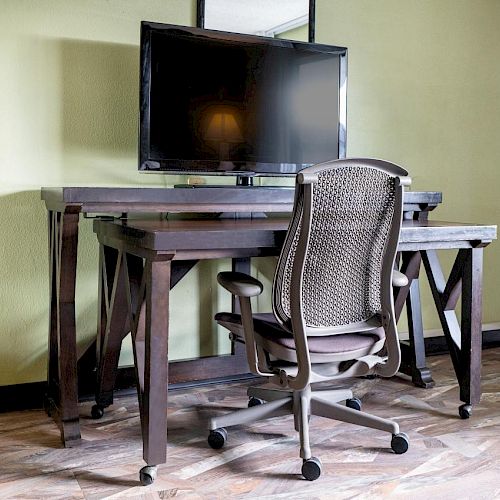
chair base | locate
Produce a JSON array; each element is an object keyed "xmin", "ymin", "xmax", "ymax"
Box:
[{"xmin": 207, "ymin": 382, "xmax": 401, "ymax": 466}]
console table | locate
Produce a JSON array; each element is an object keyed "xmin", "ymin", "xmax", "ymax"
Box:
[
  {"xmin": 93, "ymin": 216, "xmax": 496, "ymax": 481},
  {"xmin": 41, "ymin": 187, "xmax": 442, "ymax": 446}
]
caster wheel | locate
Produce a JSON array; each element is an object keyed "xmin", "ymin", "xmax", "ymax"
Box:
[
  {"xmin": 302, "ymin": 456, "xmax": 322, "ymax": 481},
  {"xmin": 346, "ymin": 397, "xmax": 362, "ymax": 411},
  {"xmin": 139, "ymin": 465, "xmax": 157, "ymax": 486},
  {"xmin": 459, "ymin": 404, "xmax": 472, "ymax": 419},
  {"xmin": 248, "ymin": 397, "xmax": 265, "ymax": 407},
  {"xmin": 391, "ymin": 432, "xmax": 409, "ymax": 454},
  {"xmin": 91, "ymin": 404, "xmax": 104, "ymax": 419},
  {"xmin": 208, "ymin": 428, "xmax": 227, "ymax": 449}
]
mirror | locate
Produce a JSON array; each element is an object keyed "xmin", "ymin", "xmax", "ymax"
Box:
[{"xmin": 197, "ymin": 0, "xmax": 315, "ymax": 42}]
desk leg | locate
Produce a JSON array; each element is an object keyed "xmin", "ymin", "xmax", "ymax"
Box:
[
  {"xmin": 231, "ymin": 258, "xmax": 250, "ymax": 314},
  {"xmin": 131, "ymin": 256, "xmax": 172, "ymax": 484},
  {"xmin": 46, "ymin": 209, "xmax": 81, "ymax": 446},
  {"xmin": 395, "ymin": 251, "xmax": 435, "ymax": 388},
  {"xmin": 460, "ymin": 248, "xmax": 483, "ymax": 412},
  {"xmin": 93, "ymin": 246, "xmax": 131, "ymax": 418},
  {"xmin": 422, "ymin": 248, "xmax": 484, "ymax": 418},
  {"xmin": 407, "ymin": 276, "xmax": 435, "ymax": 388},
  {"xmin": 93, "ymin": 257, "xmax": 196, "ymax": 416},
  {"xmin": 231, "ymin": 258, "xmax": 251, "ymax": 362},
  {"xmin": 47, "ymin": 211, "xmax": 59, "ymax": 415}
]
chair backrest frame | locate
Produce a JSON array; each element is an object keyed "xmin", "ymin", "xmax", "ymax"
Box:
[{"xmin": 272, "ymin": 158, "xmax": 408, "ymax": 389}]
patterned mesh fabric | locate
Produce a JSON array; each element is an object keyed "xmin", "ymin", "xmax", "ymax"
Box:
[{"xmin": 273, "ymin": 164, "xmax": 397, "ymax": 328}]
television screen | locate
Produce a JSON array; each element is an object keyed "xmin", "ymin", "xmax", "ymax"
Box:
[{"xmin": 139, "ymin": 22, "xmax": 347, "ymax": 176}]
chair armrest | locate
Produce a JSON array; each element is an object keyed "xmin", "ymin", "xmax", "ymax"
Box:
[
  {"xmin": 217, "ymin": 271, "xmax": 273, "ymax": 378},
  {"xmin": 217, "ymin": 272, "xmax": 264, "ymax": 297},
  {"xmin": 392, "ymin": 270, "xmax": 409, "ymax": 287}
]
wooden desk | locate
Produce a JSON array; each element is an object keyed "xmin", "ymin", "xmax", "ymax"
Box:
[
  {"xmin": 93, "ymin": 217, "xmax": 495, "ymax": 477},
  {"xmin": 41, "ymin": 187, "xmax": 441, "ymax": 446}
]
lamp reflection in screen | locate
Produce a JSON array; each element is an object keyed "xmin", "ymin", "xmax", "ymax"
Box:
[{"xmin": 204, "ymin": 105, "xmax": 243, "ymax": 163}]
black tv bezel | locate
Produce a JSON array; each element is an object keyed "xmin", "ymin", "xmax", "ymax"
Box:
[{"xmin": 139, "ymin": 22, "xmax": 347, "ymax": 177}]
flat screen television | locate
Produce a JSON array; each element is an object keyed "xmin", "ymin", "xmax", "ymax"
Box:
[{"xmin": 139, "ymin": 22, "xmax": 347, "ymax": 177}]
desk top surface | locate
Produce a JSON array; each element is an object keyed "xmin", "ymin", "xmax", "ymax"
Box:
[
  {"xmin": 42, "ymin": 186, "xmax": 442, "ymax": 214},
  {"xmin": 94, "ymin": 217, "xmax": 497, "ymax": 254}
]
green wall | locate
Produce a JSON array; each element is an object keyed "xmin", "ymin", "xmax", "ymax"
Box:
[
  {"xmin": 276, "ymin": 23, "xmax": 308, "ymax": 42},
  {"xmin": 0, "ymin": 0, "xmax": 229, "ymax": 386},
  {"xmin": 1, "ymin": 0, "xmax": 499, "ymax": 386},
  {"xmin": 317, "ymin": 0, "xmax": 500, "ymax": 336}
]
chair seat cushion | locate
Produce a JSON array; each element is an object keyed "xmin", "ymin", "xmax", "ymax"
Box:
[{"xmin": 215, "ymin": 312, "xmax": 383, "ymax": 355}]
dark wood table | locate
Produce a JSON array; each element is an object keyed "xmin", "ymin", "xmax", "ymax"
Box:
[
  {"xmin": 42, "ymin": 186, "xmax": 298, "ymax": 446},
  {"xmin": 92, "ymin": 216, "xmax": 495, "ymax": 477},
  {"xmin": 395, "ymin": 220, "xmax": 497, "ymax": 407},
  {"xmin": 41, "ymin": 187, "xmax": 442, "ymax": 447}
]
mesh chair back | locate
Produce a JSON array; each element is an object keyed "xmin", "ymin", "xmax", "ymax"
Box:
[{"xmin": 273, "ymin": 159, "xmax": 404, "ymax": 330}]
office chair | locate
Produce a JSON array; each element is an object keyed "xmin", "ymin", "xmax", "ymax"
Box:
[{"xmin": 207, "ymin": 158, "xmax": 411, "ymax": 480}]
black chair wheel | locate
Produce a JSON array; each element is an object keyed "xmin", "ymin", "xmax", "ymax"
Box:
[
  {"xmin": 302, "ymin": 456, "xmax": 322, "ymax": 481},
  {"xmin": 208, "ymin": 428, "xmax": 228, "ymax": 449},
  {"xmin": 248, "ymin": 397, "xmax": 265, "ymax": 407},
  {"xmin": 91, "ymin": 404, "xmax": 104, "ymax": 419},
  {"xmin": 139, "ymin": 465, "xmax": 157, "ymax": 486},
  {"xmin": 391, "ymin": 432, "xmax": 409, "ymax": 454},
  {"xmin": 459, "ymin": 404, "xmax": 472, "ymax": 419},
  {"xmin": 346, "ymin": 397, "xmax": 362, "ymax": 411}
]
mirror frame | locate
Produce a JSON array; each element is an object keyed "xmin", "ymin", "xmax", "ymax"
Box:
[{"xmin": 197, "ymin": 0, "xmax": 316, "ymax": 42}]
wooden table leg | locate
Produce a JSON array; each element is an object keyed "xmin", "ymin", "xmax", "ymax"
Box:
[
  {"xmin": 421, "ymin": 248, "xmax": 485, "ymax": 418},
  {"xmin": 395, "ymin": 251, "xmax": 435, "ymax": 388},
  {"xmin": 460, "ymin": 247, "xmax": 484, "ymax": 414},
  {"xmin": 93, "ymin": 257, "xmax": 197, "ymax": 417},
  {"xmin": 46, "ymin": 208, "xmax": 82, "ymax": 446},
  {"xmin": 230, "ymin": 257, "xmax": 251, "ymax": 363},
  {"xmin": 93, "ymin": 247, "xmax": 131, "ymax": 418},
  {"xmin": 133, "ymin": 256, "xmax": 172, "ymax": 484},
  {"xmin": 406, "ymin": 276, "xmax": 435, "ymax": 388},
  {"xmin": 46, "ymin": 211, "xmax": 59, "ymax": 415}
]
